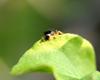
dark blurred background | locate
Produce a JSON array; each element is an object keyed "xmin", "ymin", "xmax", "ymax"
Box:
[{"xmin": 0, "ymin": 0, "xmax": 100, "ymax": 80}]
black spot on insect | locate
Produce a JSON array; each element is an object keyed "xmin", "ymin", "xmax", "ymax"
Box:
[
  {"xmin": 44, "ymin": 30, "xmax": 54, "ymax": 40},
  {"xmin": 41, "ymin": 30, "xmax": 63, "ymax": 41}
]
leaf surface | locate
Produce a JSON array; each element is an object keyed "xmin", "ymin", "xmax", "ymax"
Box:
[{"xmin": 11, "ymin": 33, "xmax": 97, "ymax": 80}]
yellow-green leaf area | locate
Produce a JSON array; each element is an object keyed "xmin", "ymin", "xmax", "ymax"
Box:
[{"xmin": 11, "ymin": 33, "xmax": 97, "ymax": 80}]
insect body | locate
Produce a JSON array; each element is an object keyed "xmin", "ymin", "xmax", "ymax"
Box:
[
  {"xmin": 43, "ymin": 30, "xmax": 63, "ymax": 40},
  {"xmin": 44, "ymin": 30, "xmax": 55, "ymax": 40}
]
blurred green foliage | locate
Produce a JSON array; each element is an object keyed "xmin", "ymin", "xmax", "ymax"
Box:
[{"xmin": 0, "ymin": 0, "xmax": 54, "ymax": 67}]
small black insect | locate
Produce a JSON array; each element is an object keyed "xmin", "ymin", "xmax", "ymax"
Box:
[
  {"xmin": 44, "ymin": 30, "xmax": 54, "ymax": 40},
  {"xmin": 43, "ymin": 30, "xmax": 63, "ymax": 40}
]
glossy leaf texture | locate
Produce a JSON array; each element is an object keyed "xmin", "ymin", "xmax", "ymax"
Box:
[{"xmin": 11, "ymin": 33, "xmax": 100, "ymax": 80}]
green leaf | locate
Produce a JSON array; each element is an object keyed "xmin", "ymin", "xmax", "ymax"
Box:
[
  {"xmin": 11, "ymin": 33, "xmax": 96, "ymax": 80},
  {"xmin": 92, "ymin": 71, "xmax": 100, "ymax": 80},
  {"xmin": 80, "ymin": 71, "xmax": 100, "ymax": 80}
]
